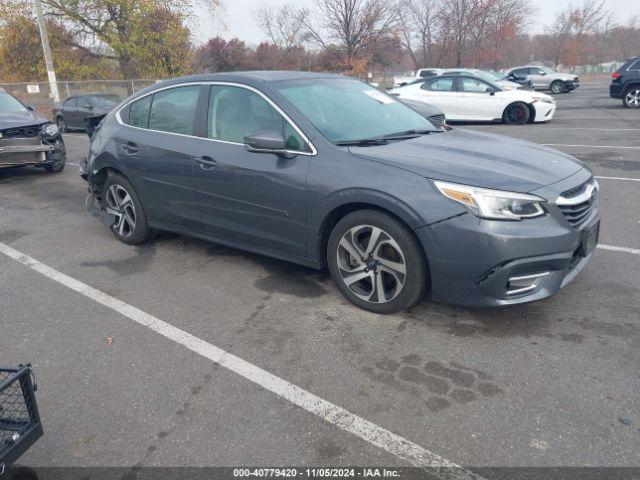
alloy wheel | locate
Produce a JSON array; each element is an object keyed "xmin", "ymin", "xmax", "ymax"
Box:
[
  {"xmin": 56, "ymin": 117, "xmax": 66, "ymax": 132},
  {"xmin": 105, "ymin": 184, "xmax": 137, "ymax": 238},
  {"xmin": 550, "ymin": 81, "xmax": 563, "ymax": 94},
  {"xmin": 625, "ymin": 89, "xmax": 640, "ymax": 108},
  {"xmin": 505, "ymin": 103, "xmax": 528, "ymax": 124},
  {"xmin": 336, "ymin": 225, "xmax": 406, "ymax": 304}
]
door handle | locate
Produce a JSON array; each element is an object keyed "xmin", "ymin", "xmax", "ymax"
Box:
[
  {"xmin": 121, "ymin": 142, "xmax": 138, "ymax": 155},
  {"xmin": 194, "ymin": 156, "xmax": 217, "ymax": 170}
]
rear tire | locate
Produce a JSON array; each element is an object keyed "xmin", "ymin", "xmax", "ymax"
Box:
[
  {"xmin": 101, "ymin": 173, "xmax": 154, "ymax": 245},
  {"xmin": 623, "ymin": 87, "xmax": 640, "ymax": 108},
  {"xmin": 43, "ymin": 159, "xmax": 65, "ymax": 173},
  {"xmin": 327, "ymin": 209, "xmax": 428, "ymax": 314},
  {"xmin": 56, "ymin": 116, "xmax": 67, "ymax": 133},
  {"xmin": 503, "ymin": 102, "xmax": 531, "ymax": 125},
  {"xmin": 550, "ymin": 81, "xmax": 564, "ymax": 94}
]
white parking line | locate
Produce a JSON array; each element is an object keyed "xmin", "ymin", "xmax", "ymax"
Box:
[
  {"xmin": 595, "ymin": 176, "xmax": 640, "ymax": 182},
  {"xmin": 543, "ymin": 144, "xmax": 640, "ymax": 150},
  {"xmin": 598, "ymin": 244, "xmax": 640, "ymax": 256},
  {"xmin": 0, "ymin": 241, "xmax": 483, "ymax": 480}
]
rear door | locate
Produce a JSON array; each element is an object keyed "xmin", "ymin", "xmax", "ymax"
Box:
[
  {"xmin": 417, "ymin": 76, "xmax": 458, "ymax": 118},
  {"xmin": 117, "ymin": 84, "xmax": 205, "ymax": 229},
  {"xmin": 61, "ymin": 97, "xmax": 78, "ymax": 126},
  {"xmin": 190, "ymin": 84, "xmax": 313, "ymax": 256},
  {"xmin": 455, "ymin": 76, "xmax": 500, "ymax": 120}
]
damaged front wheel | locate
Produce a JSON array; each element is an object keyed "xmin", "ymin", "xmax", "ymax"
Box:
[{"xmin": 102, "ymin": 174, "xmax": 154, "ymax": 245}]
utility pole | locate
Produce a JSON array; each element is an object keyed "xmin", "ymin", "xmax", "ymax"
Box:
[{"xmin": 33, "ymin": 0, "xmax": 60, "ymax": 102}]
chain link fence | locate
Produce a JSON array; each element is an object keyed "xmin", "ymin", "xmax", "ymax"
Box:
[{"xmin": 0, "ymin": 80, "xmax": 158, "ymax": 116}]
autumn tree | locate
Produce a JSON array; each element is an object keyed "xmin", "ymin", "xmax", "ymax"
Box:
[
  {"xmin": 303, "ymin": 0, "xmax": 398, "ymax": 72},
  {"xmin": 42, "ymin": 0, "xmax": 218, "ymax": 80},
  {"xmin": 0, "ymin": 0, "xmax": 115, "ymax": 81},
  {"xmin": 193, "ymin": 37, "xmax": 251, "ymax": 73},
  {"xmin": 254, "ymin": 2, "xmax": 310, "ymax": 51}
]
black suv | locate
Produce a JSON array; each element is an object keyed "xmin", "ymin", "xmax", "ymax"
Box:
[{"xmin": 610, "ymin": 57, "xmax": 640, "ymax": 108}]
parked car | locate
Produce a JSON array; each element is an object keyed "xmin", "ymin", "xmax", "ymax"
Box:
[
  {"xmin": 393, "ymin": 68, "xmax": 441, "ymax": 87},
  {"xmin": 389, "ymin": 74, "xmax": 556, "ymax": 124},
  {"xmin": 81, "ymin": 72, "xmax": 598, "ymax": 313},
  {"xmin": 504, "ymin": 72, "xmax": 535, "ymax": 90},
  {"xmin": 0, "ymin": 88, "xmax": 66, "ymax": 172},
  {"xmin": 506, "ymin": 66, "xmax": 579, "ymax": 94},
  {"xmin": 610, "ymin": 57, "xmax": 640, "ymax": 108},
  {"xmin": 396, "ymin": 98, "xmax": 447, "ymax": 128},
  {"xmin": 439, "ymin": 69, "xmax": 524, "ymax": 90},
  {"xmin": 52, "ymin": 93, "xmax": 122, "ymax": 132}
]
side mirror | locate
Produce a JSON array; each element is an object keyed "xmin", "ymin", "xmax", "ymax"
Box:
[
  {"xmin": 27, "ymin": 105, "xmax": 35, "ymax": 111},
  {"xmin": 245, "ymin": 129, "xmax": 287, "ymax": 154},
  {"xmin": 486, "ymin": 87, "xmax": 496, "ymax": 96}
]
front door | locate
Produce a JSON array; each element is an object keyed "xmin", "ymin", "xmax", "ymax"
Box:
[
  {"xmin": 455, "ymin": 77, "xmax": 500, "ymax": 120},
  {"xmin": 418, "ymin": 76, "xmax": 458, "ymax": 119},
  {"xmin": 192, "ymin": 84, "xmax": 313, "ymax": 257}
]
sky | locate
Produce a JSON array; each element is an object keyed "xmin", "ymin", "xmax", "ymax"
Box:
[{"xmin": 194, "ymin": 0, "xmax": 640, "ymax": 46}]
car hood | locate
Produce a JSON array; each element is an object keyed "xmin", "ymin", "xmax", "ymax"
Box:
[
  {"xmin": 0, "ymin": 110, "xmax": 48, "ymax": 130},
  {"xmin": 555, "ymin": 73, "xmax": 578, "ymax": 81},
  {"xmin": 348, "ymin": 128, "xmax": 584, "ymax": 193}
]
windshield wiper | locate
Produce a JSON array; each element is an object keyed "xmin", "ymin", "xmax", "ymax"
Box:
[
  {"xmin": 335, "ymin": 138, "xmax": 390, "ymax": 146},
  {"xmin": 335, "ymin": 129, "xmax": 437, "ymax": 147}
]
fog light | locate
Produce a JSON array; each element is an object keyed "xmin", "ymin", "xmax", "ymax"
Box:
[{"xmin": 506, "ymin": 272, "xmax": 550, "ymax": 296}]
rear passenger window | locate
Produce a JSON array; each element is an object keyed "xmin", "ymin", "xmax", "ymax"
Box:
[
  {"xmin": 422, "ymin": 77, "xmax": 455, "ymax": 92},
  {"xmin": 128, "ymin": 95, "xmax": 152, "ymax": 129},
  {"xmin": 148, "ymin": 86, "xmax": 200, "ymax": 135},
  {"xmin": 629, "ymin": 60, "xmax": 640, "ymax": 71}
]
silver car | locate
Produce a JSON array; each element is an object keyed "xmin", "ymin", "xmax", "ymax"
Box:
[{"xmin": 507, "ymin": 66, "xmax": 579, "ymax": 94}]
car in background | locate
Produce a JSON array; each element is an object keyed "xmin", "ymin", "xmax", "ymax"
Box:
[
  {"xmin": 507, "ymin": 66, "xmax": 579, "ymax": 94},
  {"xmin": 610, "ymin": 57, "xmax": 640, "ymax": 108},
  {"xmin": 393, "ymin": 68, "xmax": 442, "ymax": 87},
  {"xmin": 396, "ymin": 98, "xmax": 447, "ymax": 128},
  {"xmin": 81, "ymin": 72, "xmax": 597, "ymax": 313},
  {"xmin": 390, "ymin": 74, "xmax": 556, "ymax": 124},
  {"xmin": 0, "ymin": 88, "xmax": 66, "ymax": 172},
  {"xmin": 439, "ymin": 69, "xmax": 523, "ymax": 90},
  {"xmin": 504, "ymin": 72, "xmax": 535, "ymax": 90},
  {"xmin": 52, "ymin": 93, "xmax": 122, "ymax": 132}
]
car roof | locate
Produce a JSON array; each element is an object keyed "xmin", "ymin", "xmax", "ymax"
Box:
[{"xmin": 159, "ymin": 71, "xmax": 345, "ymax": 85}]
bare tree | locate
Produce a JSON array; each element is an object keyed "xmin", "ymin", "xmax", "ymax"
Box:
[
  {"xmin": 254, "ymin": 1, "xmax": 311, "ymax": 51},
  {"xmin": 304, "ymin": 0, "xmax": 398, "ymax": 70},
  {"xmin": 396, "ymin": 0, "xmax": 449, "ymax": 68}
]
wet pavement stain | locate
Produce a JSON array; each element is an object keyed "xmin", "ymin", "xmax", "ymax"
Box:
[
  {"xmin": 362, "ymin": 355, "xmax": 503, "ymax": 412},
  {"xmin": 206, "ymin": 243, "xmax": 329, "ymax": 298},
  {"xmin": 0, "ymin": 229, "xmax": 27, "ymax": 243},
  {"xmin": 80, "ymin": 243, "xmax": 157, "ymax": 276}
]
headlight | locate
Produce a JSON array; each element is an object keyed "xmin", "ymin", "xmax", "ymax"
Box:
[
  {"xmin": 434, "ymin": 181, "xmax": 546, "ymax": 220},
  {"xmin": 41, "ymin": 123, "xmax": 59, "ymax": 138}
]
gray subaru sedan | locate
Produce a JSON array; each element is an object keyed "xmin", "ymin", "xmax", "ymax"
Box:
[{"xmin": 81, "ymin": 71, "xmax": 599, "ymax": 313}]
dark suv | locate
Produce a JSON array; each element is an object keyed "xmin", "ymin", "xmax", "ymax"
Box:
[{"xmin": 610, "ymin": 57, "xmax": 640, "ymax": 108}]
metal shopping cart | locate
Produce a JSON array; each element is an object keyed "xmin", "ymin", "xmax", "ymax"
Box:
[{"xmin": 0, "ymin": 366, "xmax": 43, "ymax": 476}]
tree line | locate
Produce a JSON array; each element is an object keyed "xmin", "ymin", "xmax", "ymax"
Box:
[{"xmin": 1, "ymin": 0, "xmax": 638, "ymax": 83}]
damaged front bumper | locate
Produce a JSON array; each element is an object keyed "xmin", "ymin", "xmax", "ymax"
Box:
[{"xmin": 0, "ymin": 136, "xmax": 66, "ymax": 169}]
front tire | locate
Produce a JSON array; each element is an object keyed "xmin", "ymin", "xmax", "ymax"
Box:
[
  {"xmin": 327, "ymin": 210, "xmax": 428, "ymax": 314},
  {"xmin": 503, "ymin": 102, "xmax": 531, "ymax": 125},
  {"xmin": 102, "ymin": 174, "xmax": 153, "ymax": 245},
  {"xmin": 623, "ymin": 87, "xmax": 640, "ymax": 108},
  {"xmin": 43, "ymin": 159, "xmax": 65, "ymax": 173},
  {"xmin": 550, "ymin": 81, "xmax": 564, "ymax": 94}
]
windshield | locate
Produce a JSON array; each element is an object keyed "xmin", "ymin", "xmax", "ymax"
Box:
[
  {"xmin": 0, "ymin": 92, "xmax": 28, "ymax": 113},
  {"xmin": 540, "ymin": 66, "xmax": 556, "ymax": 74},
  {"xmin": 88, "ymin": 95, "xmax": 122, "ymax": 107},
  {"xmin": 275, "ymin": 78, "xmax": 438, "ymax": 143}
]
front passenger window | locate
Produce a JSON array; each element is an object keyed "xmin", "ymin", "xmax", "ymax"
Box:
[{"xmin": 207, "ymin": 85, "xmax": 309, "ymax": 152}]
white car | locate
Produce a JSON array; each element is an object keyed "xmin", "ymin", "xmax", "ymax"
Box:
[
  {"xmin": 389, "ymin": 74, "xmax": 556, "ymax": 124},
  {"xmin": 439, "ymin": 69, "xmax": 523, "ymax": 90}
]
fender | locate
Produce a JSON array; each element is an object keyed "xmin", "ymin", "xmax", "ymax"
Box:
[{"xmin": 307, "ymin": 187, "xmax": 428, "ymax": 265}]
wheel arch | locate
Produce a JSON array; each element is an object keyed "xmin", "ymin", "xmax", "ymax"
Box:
[{"xmin": 311, "ymin": 190, "xmax": 426, "ymax": 268}]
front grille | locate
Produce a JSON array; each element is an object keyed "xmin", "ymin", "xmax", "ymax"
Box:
[
  {"xmin": 429, "ymin": 114, "xmax": 445, "ymax": 127},
  {"xmin": 0, "ymin": 127, "xmax": 41, "ymax": 138},
  {"xmin": 557, "ymin": 177, "xmax": 598, "ymax": 228}
]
